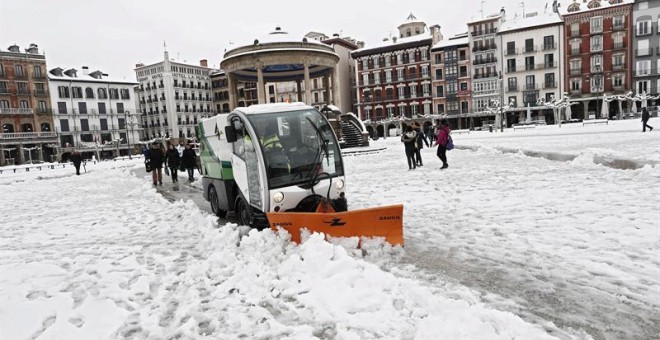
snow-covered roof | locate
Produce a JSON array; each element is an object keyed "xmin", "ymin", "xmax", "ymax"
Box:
[
  {"xmin": 353, "ymin": 29, "xmax": 432, "ymax": 54},
  {"xmin": 250, "ymin": 27, "xmax": 327, "ymax": 46},
  {"xmin": 559, "ymin": 0, "xmax": 634, "ymax": 15},
  {"xmin": 237, "ymin": 102, "xmax": 311, "ymax": 115},
  {"xmin": 432, "ymin": 36, "xmax": 469, "ymax": 49},
  {"xmin": 48, "ymin": 68, "xmax": 138, "ymax": 85},
  {"xmin": 499, "ymin": 11, "xmax": 563, "ymax": 34},
  {"xmin": 399, "ymin": 13, "xmax": 426, "ymax": 27}
]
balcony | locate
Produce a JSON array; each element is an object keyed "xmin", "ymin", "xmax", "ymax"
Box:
[
  {"xmin": 543, "ymin": 43, "xmax": 556, "ymax": 51},
  {"xmin": 506, "ymin": 66, "xmax": 517, "ymax": 73},
  {"xmin": 570, "ymin": 29, "xmax": 580, "ymax": 37},
  {"xmin": 523, "ymin": 83, "xmax": 538, "ymax": 91},
  {"xmin": 0, "ymin": 132, "xmax": 57, "ymax": 140},
  {"xmin": 34, "ymin": 90, "xmax": 49, "ymax": 97},
  {"xmin": 473, "ymin": 57, "xmax": 497, "ymax": 65},
  {"xmin": 571, "ymin": 88, "xmax": 582, "ymax": 95},
  {"xmin": 506, "ymin": 48, "xmax": 519, "ymax": 56},
  {"xmin": 525, "ymin": 64, "xmax": 535, "ymax": 71},
  {"xmin": 16, "ymin": 90, "xmax": 31, "ymax": 96},
  {"xmin": 591, "ymin": 45, "xmax": 603, "ymax": 53},
  {"xmin": 613, "ymin": 42, "xmax": 626, "ymax": 50},
  {"xmin": 0, "ymin": 108, "xmax": 33, "ymax": 114},
  {"xmin": 543, "ymin": 82, "xmax": 557, "ymax": 89},
  {"xmin": 636, "ymin": 48, "xmax": 653, "ymax": 57},
  {"xmin": 613, "ymin": 23, "xmax": 625, "ymax": 31},
  {"xmin": 523, "ymin": 45, "xmax": 538, "ymax": 54},
  {"xmin": 0, "ymin": 88, "xmax": 9, "ymax": 94},
  {"xmin": 473, "ymin": 73, "xmax": 497, "ymax": 80},
  {"xmin": 570, "ymin": 48, "xmax": 581, "ymax": 56},
  {"xmin": 636, "ymin": 28, "xmax": 651, "ymax": 37},
  {"xmin": 506, "ymin": 85, "xmax": 519, "ymax": 92},
  {"xmin": 613, "ymin": 63, "xmax": 626, "ymax": 71},
  {"xmin": 570, "ymin": 68, "xmax": 582, "ymax": 76},
  {"xmin": 14, "ymin": 74, "xmax": 27, "ymax": 80}
]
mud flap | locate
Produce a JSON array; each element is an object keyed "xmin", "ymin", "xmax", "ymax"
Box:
[{"xmin": 267, "ymin": 204, "xmax": 404, "ymax": 246}]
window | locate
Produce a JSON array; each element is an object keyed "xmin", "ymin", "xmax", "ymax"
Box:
[
  {"xmin": 613, "ymin": 54, "xmax": 625, "ymax": 68},
  {"xmin": 410, "ymin": 85, "xmax": 417, "ymax": 97},
  {"xmin": 80, "ymin": 119, "xmax": 89, "ymax": 131},
  {"xmin": 507, "ymin": 77, "xmax": 517, "ymax": 91},
  {"xmin": 422, "ymin": 84, "xmax": 430, "ymax": 96},
  {"xmin": 613, "ymin": 75, "xmax": 623, "ymax": 88},
  {"xmin": 15, "ymin": 65, "xmax": 24, "ymax": 77},
  {"xmin": 435, "ymin": 54, "xmax": 442, "ymax": 64},
  {"xmin": 385, "ymin": 70, "xmax": 392, "ymax": 82},
  {"xmin": 544, "ymin": 54, "xmax": 555, "ymax": 68},
  {"xmin": 525, "ymin": 38, "xmax": 534, "ymax": 53},
  {"xmin": 636, "ymin": 60, "xmax": 651, "ymax": 76},
  {"xmin": 78, "ymin": 102, "xmax": 87, "ymax": 114},
  {"xmin": 58, "ymin": 86, "xmax": 70, "ymax": 98},
  {"xmin": 525, "ymin": 75, "xmax": 536, "ymax": 90},
  {"xmin": 362, "ymin": 59, "xmax": 368, "ymax": 69},
  {"xmin": 19, "ymin": 100, "xmax": 29, "ymax": 108},
  {"xmin": 544, "ymin": 73, "xmax": 555, "ymax": 88},
  {"xmin": 59, "ymin": 119, "xmax": 70, "ymax": 132},
  {"xmin": 17, "ymin": 82, "xmax": 28, "ymax": 94},
  {"xmin": 570, "ymin": 22, "xmax": 580, "ymax": 36},
  {"xmin": 38, "ymin": 101, "xmax": 47, "ymax": 113},
  {"xmin": 507, "ymin": 59, "xmax": 516, "ymax": 72},
  {"xmin": 109, "ymin": 88, "xmax": 119, "ymax": 99},
  {"xmin": 373, "ymin": 57, "xmax": 380, "ymax": 68},
  {"xmin": 436, "ymin": 85, "xmax": 444, "ymax": 97},
  {"xmin": 637, "ymin": 39, "xmax": 650, "ymax": 56},
  {"xmin": 98, "ymin": 88, "xmax": 107, "ymax": 99},
  {"xmin": 570, "ymin": 59, "xmax": 581, "ymax": 72},
  {"xmin": 591, "ymin": 55, "xmax": 603, "ymax": 72},
  {"xmin": 525, "ymin": 56, "xmax": 535, "ymax": 71},
  {"xmin": 85, "ymin": 87, "xmax": 94, "ymax": 98},
  {"xmin": 120, "ymin": 89, "xmax": 130, "ymax": 99},
  {"xmin": 590, "ymin": 35, "xmax": 602, "ymax": 52},
  {"xmin": 72, "ymin": 86, "xmax": 83, "ymax": 98},
  {"xmin": 422, "ymin": 66, "xmax": 429, "ymax": 77},
  {"xmin": 637, "ymin": 20, "xmax": 651, "ymax": 36},
  {"xmin": 397, "ymin": 53, "xmax": 403, "ymax": 65},
  {"xmin": 506, "ymin": 41, "xmax": 516, "ymax": 55},
  {"xmin": 437, "ymin": 104, "xmax": 444, "ymax": 114},
  {"xmin": 590, "ymin": 16, "xmax": 603, "ymax": 33},
  {"xmin": 613, "ymin": 15, "xmax": 624, "ymax": 29},
  {"xmin": 98, "ymin": 102, "xmax": 106, "ymax": 114},
  {"xmin": 397, "ymin": 69, "xmax": 404, "ymax": 80},
  {"xmin": 0, "ymin": 64, "xmax": 3, "ymax": 76},
  {"xmin": 385, "ymin": 56, "xmax": 391, "ymax": 67},
  {"xmin": 543, "ymin": 36, "xmax": 555, "ymax": 50},
  {"xmin": 33, "ymin": 66, "xmax": 42, "ymax": 78}
]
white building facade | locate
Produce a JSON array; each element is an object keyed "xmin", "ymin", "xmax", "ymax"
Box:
[
  {"xmin": 135, "ymin": 51, "xmax": 213, "ymax": 141},
  {"xmin": 468, "ymin": 11, "xmax": 504, "ymax": 115},
  {"xmin": 48, "ymin": 66, "xmax": 139, "ymax": 159},
  {"xmin": 499, "ymin": 10, "xmax": 564, "ymax": 123}
]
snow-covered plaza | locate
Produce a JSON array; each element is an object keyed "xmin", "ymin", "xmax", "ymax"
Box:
[{"xmin": 1, "ymin": 119, "xmax": 658, "ymax": 340}]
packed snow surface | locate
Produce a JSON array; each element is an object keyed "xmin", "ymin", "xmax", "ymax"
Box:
[{"xmin": 1, "ymin": 119, "xmax": 658, "ymax": 340}]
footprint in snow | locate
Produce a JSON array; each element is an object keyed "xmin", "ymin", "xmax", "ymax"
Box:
[
  {"xmin": 68, "ymin": 317, "xmax": 85, "ymax": 328},
  {"xmin": 26, "ymin": 290, "xmax": 50, "ymax": 300}
]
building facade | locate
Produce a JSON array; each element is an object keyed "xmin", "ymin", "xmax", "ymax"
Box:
[
  {"xmin": 321, "ymin": 36, "xmax": 360, "ymax": 114},
  {"xmin": 561, "ymin": 0, "xmax": 634, "ymax": 119},
  {"xmin": 48, "ymin": 66, "xmax": 139, "ymax": 160},
  {"xmin": 633, "ymin": 0, "xmax": 660, "ymax": 98},
  {"xmin": 468, "ymin": 11, "xmax": 504, "ymax": 117},
  {"xmin": 352, "ymin": 14, "xmax": 443, "ymax": 128},
  {"xmin": 135, "ymin": 51, "xmax": 213, "ymax": 141},
  {"xmin": 0, "ymin": 43, "xmax": 57, "ymax": 165},
  {"xmin": 499, "ymin": 10, "xmax": 564, "ymax": 124},
  {"xmin": 430, "ymin": 34, "xmax": 473, "ymax": 129}
]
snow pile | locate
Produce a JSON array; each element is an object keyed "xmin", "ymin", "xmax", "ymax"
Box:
[{"xmin": 0, "ymin": 160, "xmax": 559, "ymax": 339}]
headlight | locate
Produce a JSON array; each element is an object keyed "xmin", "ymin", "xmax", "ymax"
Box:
[
  {"xmin": 273, "ymin": 192, "xmax": 284, "ymax": 203},
  {"xmin": 335, "ymin": 179, "xmax": 345, "ymax": 190}
]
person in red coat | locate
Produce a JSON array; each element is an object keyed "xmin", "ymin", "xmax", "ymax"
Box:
[{"xmin": 435, "ymin": 119, "xmax": 451, "ymax": 169}]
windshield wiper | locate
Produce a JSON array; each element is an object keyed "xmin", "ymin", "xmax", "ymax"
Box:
[{"xmin": 304, "ymin": 117, "xmax": 331, "ymax": 190}]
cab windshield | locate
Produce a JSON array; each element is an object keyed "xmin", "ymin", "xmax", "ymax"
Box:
[{"xmin": 247, "ymin": 109, "xmax": 344, "ymax": 189}]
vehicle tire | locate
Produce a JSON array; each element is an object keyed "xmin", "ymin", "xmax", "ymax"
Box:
[
  {"xmin": 208, "ymin": 185, "xmax": 227, "ymax": 218},
  {"xmin": 236, "ymin": 197, "xmax": 252, "ymax": 227}
]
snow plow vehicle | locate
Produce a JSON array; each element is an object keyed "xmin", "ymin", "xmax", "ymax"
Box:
[{"xmin": 197, "ymin": 103, "xmax": 404, "ymax": 246}]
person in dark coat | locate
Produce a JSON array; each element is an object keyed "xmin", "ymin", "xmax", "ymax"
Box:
[
  {"xmin": 181, "ymin": 143, "xmax": 197, "ymax": 181},
  {"xmin": 165, "ymin": 144, "xmax": 180, "ymax": 183},
  {"xmin": 71, "ymin": 150, "xmax": 83, "ymax": 175},
  {"xmin": 401, "ymin": 125, "xmax": 417, "ymax": 170},
  {"xmin": 421, "ymin": 124, "xmax": 431, "ymax": 148},
  {"xmin": 642, "ymin": 107, "xmax": 654, "ymax": 132},
  {"xmin": 148, "ymin": 142, "xmax": 165, "ymax": 185},
  {"xmin": 435, "ymin": 119, "xmax": 451, "ymax": 169},
  {"xmin": 413, "ymin": 123, "xmax": 424, "ymax": 167}
]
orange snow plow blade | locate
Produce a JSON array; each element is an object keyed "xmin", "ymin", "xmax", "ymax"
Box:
[{"xmin": 267, "ymin": 203, "xmax": 404, "ymax": 246}]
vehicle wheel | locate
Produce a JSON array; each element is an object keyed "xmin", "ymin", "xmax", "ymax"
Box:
[
  {"xmin": 209, "ymin": 185, "xmax": 227, "ymax": 218},
  {"xmin": 236, "ymin": 197, "xmax": 252, "ymax": 227}
]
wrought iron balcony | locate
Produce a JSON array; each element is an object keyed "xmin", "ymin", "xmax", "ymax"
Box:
[{"xmin": 0, "ymin": 108, "xmax": 33, "ymax": 114}]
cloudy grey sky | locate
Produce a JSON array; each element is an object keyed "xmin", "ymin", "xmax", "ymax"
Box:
[{"xmin": 1, "ymin": 0, "xmax": 558, "ymax": 80}]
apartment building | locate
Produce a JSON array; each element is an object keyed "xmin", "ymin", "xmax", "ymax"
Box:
[
  {"xmin": 0, "ymin": 43, "xmax": 56, "ymax": 165},
  {"xmin": 468, "ymin": 9, "xmax": 505, "ymax": 116},
  {"xmin": 633, "ymin": 0, "xmax": 660, "ymax": 98}
]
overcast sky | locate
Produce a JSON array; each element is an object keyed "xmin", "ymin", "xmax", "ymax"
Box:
[{"xmin": 1, "ymin": 0, "xmax": 559, "ymax": 80}]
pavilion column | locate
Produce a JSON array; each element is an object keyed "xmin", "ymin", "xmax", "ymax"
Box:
[
  {"xmin": 0, "ymin": 145, "xmax": 5, "ymax": 165},
  {"xmin": 324, "ymin": 74, "xmax": 331, "ymax": 106},
  {"xmin": 332, "ymin": 67, "xmax": 341, "ymax": 109},
  {"xmin": 17, "ymin": 143, "xmax": 24, "ymax": 164},
  {"xmin": 304, "ymin": 62, "xmax": 312, "ymax": 105},
  {"xmin": 228, "ymin": 74, "xmax": 238, "ymax": 110},
  {"xmin": 583, "ymin": 101, "xmax": 589, "ymax": 119},
  {"xmin": 37, "ymin": 144, "xmax": 44, "ymax": 162},
  {"xmin": 296, "ymin": 80, "xmax": 303, "ymax": 102},
  {"xmin": 256, "ymin": 64, "xmax": 266, "ymax": 104}
]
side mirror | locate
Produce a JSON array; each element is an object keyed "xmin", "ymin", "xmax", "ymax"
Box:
[{"xmin": 225, "ymin": 125, "xmax": 237, "ymax": 143}]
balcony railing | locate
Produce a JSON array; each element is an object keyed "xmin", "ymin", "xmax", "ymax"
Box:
[
  {"xmin": 570, "ymin": 48, "xmax": 581, "ymax": 56},
  {"xmin": 473, "ymin": 73, "xmax": 498, "ymax": 79},
  {"xmin": 0, "ymin": 88, "xmax": 9, "ymax": 94},
  {"xmin": 636, "ymin": 48, "xmax": 653, "ymax": 57},
  {"xmin": 570, "ymin": 29, "xmax": 580, "ymax": 37},
  {"xmin": 506, "ymin": 85, "xmax": 519, "ymax": 92},
  {"xmin": 523, "ymin": 45, "xmax": 538, "ymax": 54},
  {"xmin": 541, "ymin": 62, "xmax": 556, "ymax": 69},
  {"xmin": 507, "ymin": 66, "xmax": 517, "ymax": 73},
  {"xmin": 613, "ymin": 23, "xmax": 625, "ymax": 31},
  {"xmin": 34, "ymin": 90, "xmax": 49, "ymax": 96},
  {"xmin": 523, "ymin": 83, "xmax": 538, "ymax": 91},
  {"xmin": 570, "ymin": 68, "xmax": 582, "ymax": 76},
  {"xmin": 613, "ymin": 63, "xmax": 626, "ymax": 71},
  {"xmin": 16, "ymin": 90, "xmax": 31, "ymax": 96},
  {"xmin": 543, "ymin": 82, "xmax": 557, "ymax": 89},
  {"xmin": 525, "ymin": 64, "xmax": 535, "ymax": 71},
  {"xmin": 471, "ymin": 28, "xmax": 498, "ymax": 37},
  {"xmin": 543, "ymin": 43, "xmax": 556, "ymax": 51},
  {"xmin": 0, "ymin": 132, "xmax": 57, "ymax": 140},
  {"xmin": 0, "ymin": 108, "xmax": 33, "ymax": 114},
  {"xmin": 613, "ymin": 42, "xmax": 626, "ymax": 50},
  {"xmin": 473, "ymin": 57, "xmax": 497, "ymax": 65},
  {"xmin": 506, "ymin": 48, "xmax": 519, "ymax": 56}
]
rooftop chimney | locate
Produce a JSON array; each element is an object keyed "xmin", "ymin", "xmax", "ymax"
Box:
[
  {"xmin": 26, "ymin": 43, "xmax": 39, "ymax": 54},
  {"xmin": 82, "ymin": 66, "xmax": 89, "ymax": 75},
  {"xmin": 135, "ymin": 63, "xmax": 144, "ymax": 68},
  {"xmin": 200, "ymin": 59, "xmax": 208, "ymax": 67}
]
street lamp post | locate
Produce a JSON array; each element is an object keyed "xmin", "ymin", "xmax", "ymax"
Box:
[{"xmin": 124, "ymin": 110, "xmax": 135, "ymax": 159}]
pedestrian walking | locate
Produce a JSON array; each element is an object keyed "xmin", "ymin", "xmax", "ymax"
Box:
[
  {"xmin": 413, "ymin": 123, "xmax": 424, "ymax": 167},
  {"xmin": 642, "ymin": 107, "xmax": 654, "ymax": 132},
  {"xmin": 165, "ymin": 144, "xmax": 180, "ymax": 183},
  {"xmin": 181, "ymin": 143, "xmax": 197, "ymax": 181},
  {"xmin": 71, "ymin": 150, "xmax": 83, "ymax": 175},
  {"xmin": 435, "ymin": 119, "xmax": 451, "ymax": 169},
  {"xmin": 421, "ymin": 124, "xmax": 431, "ymax": 148},
  {"xmin": 401, "ymin": 125, "xmax": 418, "ymax": 170},
  {"xmin": 176, "ymin": 141, "xmax": 185, "ymax": 157},
  {"xmin": 148, "ymin": 142, "xmax": 165, "ymax": 185}
]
